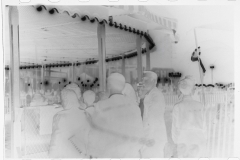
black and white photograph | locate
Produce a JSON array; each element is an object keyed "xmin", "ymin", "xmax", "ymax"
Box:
[{"xmin": 1, "ymin": 1, "xmax": 239, "ymax": 159}]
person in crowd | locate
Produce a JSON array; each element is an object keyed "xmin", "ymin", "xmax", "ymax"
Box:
[
  {"xmin": 137, "ymin": 71, "xmax": 167, "ymax": 158},
  {"xmin": 45, "ymin": 89, "xmax": 52, "ymax": 96},
  {"xmin": 171, "ymin": 76, "xmax": 207, "ymax": 158},
  {"xmin": 86, "ymin": 73, "xmax": 144, "ymax": 158},
  {"xmin": 83, "ymin": 90, "xmax": 96, "ymax": 108},
  {"xmin": 122, "ymin": 83, "xmax": 138, "ymax": 103},
  {"xmin": 48, "ymin": 88, "xmax": 90, "ymax": 158},
  {"xmin": 65, "ymin": 83, "xmax": 86, "ymax": 109}
]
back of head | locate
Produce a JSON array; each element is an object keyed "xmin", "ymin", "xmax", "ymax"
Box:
[
  {"xmin": 83, "ymin": 90, "xmax": 96, "ymax": 106},
  {"xmin": 178, "ymin": 75, "xmax": 196, "ymax": 96},
  {"xmin": 107, "ymin": 73, "xmax": 126, "ymax": 94},
  {"xmin": 61, "ymin": 88, "xmax": 79, "ymax": 109},
  {"xmin": 65, "ymin": 83, "xmax": 82, "ymax": 100}
]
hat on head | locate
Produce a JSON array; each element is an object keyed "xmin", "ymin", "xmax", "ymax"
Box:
[{"xmin": 178, "ymin": 75, "xmax": 196, "ymax": 95}]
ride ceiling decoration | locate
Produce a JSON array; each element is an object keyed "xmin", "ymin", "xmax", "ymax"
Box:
[
  {"xmin": 105, "ymin": 5, "xmax": 178, "ymax": 31},
  {"xmin": 34, "ymin": 5, "xmax": 156, "ymax": 49},
  {"xmin": 5, "ymin": 5, "xmax": 158, "ymax": 66}
]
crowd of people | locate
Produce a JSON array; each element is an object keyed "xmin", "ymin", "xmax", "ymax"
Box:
[{"xmin": 47, "ymin": 71, "xmax": 207, "ymax": 158}]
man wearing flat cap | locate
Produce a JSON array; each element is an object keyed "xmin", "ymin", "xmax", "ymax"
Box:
[{"xmin": 171, "ymin": 76, "xmax": 207, "ymax": 158}]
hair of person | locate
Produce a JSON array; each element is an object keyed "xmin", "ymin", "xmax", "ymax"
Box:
[
  {"xmin": 61, "ymin": 88, "xmax": 79, "ymax": 109},
  {"xmin": 83, "ymin": 90, "xmax": 96, "ymax": 106},
  {"xmin": 107, "ymin": 73, "xmax": 126, "ymax": 93},
  {"xmin": 178, "ymin": 75, "xmax": 196, "ymax": 95},
  {"xmin": 143, "ymin": 71, "xmax": 158, "ymax": 81},
  {"xmin": 65, "ymin": 83, "xmax": 81, "ymax": 99}
]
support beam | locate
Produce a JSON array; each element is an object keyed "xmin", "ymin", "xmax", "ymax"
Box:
[
  {"xmin": 136, "ymin": 35, "xmax": 143, "ymax": 82},
  {"xmin": 9, "ymin": 6, "xmax": 21, "ymax": 158},
  {"xmin": 146, "ymin": 38, "xmax": 151, "ymax": 71},
  {"xmin": 41, "ymin": 63, "xmax": 44, "ymax": 85},
  {"xmin": 122, "ymin": 54, "xmax": 125, "ymax": 77},
  {"xmin": 97, "ymin": 23, "xmax": 106, "ymax": 92},
  {"xmin": 72, "ymin": 62, "xmax": 74, "ymax": 82}
]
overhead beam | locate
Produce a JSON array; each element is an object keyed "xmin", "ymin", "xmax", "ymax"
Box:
[{"xmin": 97, "ymin": 23, "xmax": 106, "ymax": 92}]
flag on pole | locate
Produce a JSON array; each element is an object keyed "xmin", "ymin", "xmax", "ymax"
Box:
[{"xmin": 191, "ymin": 47, "xmax": 206, "ymax": 76}]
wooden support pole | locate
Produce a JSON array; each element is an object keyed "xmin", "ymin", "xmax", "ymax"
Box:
[
  {"xmin": 122, "ymin": 54, "xmax": 125, "ymax": 77},
  {"xmin": 72, "ymin": 62, "xmax": 74, "ymax": 82},
  {"xmin": 146, "ymin": 38, "xmax": 150, "ymax": 71},
  {"xmin": 194, "ymin": 29, "xmax": 205, "ymax": 106},
  {"xmin": 9, "ymin": 6, "xmax": 21, "ymax": 158},
  {"xmin": 41, "ymin": 62, "xmax": 44, "ymax": 85},
  {"xmin": 136, "ymin": 35, "xmax": 143, "ymax": 82},
  {"xmin": 97, "ymin": 23, "xmax": 106, "ymax": 92}
]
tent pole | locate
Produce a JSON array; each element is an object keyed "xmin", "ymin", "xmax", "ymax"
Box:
[
  {"xmin": 194, "ymin": 28, "xmax": 207, "ymax": 135},
  {"xmin": 97, "ymin": 23, "xmax": 106, "ymax": 92},
  {"xmin": 41, "ymin": 62, "xmax": 43, "ymax": 86},
  {"xmin": 194, "ymin": 28, "xmax": 205, "ymax": 106},
  {"xmin": 136, "ymin": 35, "xmax": 143, "ymax": 82},
  {"xmin": 72, "ymin": 62, "xmax": 74, "ymax": 82},
  {"xmin": 146, "ymin": 37, "xmax": 150, "ymax": 71},
  {"xmin": 9, "ymin": 6, "xmax": 21, "ymax": 158},
  {"xmin": 122, "ymin": 54, "xmax": 125, "ymax": 77}
]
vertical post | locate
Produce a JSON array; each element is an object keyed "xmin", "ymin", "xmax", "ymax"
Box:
[
  {"xmin": 41, "ymin": 63, "xmax": 44, "ymax": 91},
  {"xmin": 9, "ymin": 6, "xmax": 21, "ymax": 158},
  {"xmin": 41, "ymin": 62, "xmax": 44, "ymax": 84},
  {"xmin": 211, "ymin": 69, "xmax": 213, "ymax": 84},
  {"xmin": 122, "ymin": 54, "xmax": 125, "ymax": 77},
  {"xmin": 97, "ymin": 23, "xmax": 106, "ymax": 92},
  {"xmin": 194, "ymin": 29, "xmax": 205, "ymax": 106},
  {"xmin": 146, "ymin": 38, "xmax": 150, "ymax": 70},
  {"xmin": 72, "ymin": 62, "xmax": 74, "ymax": 82},
  {"xmin": 136, "ymin": 35, "xmax": 142, "ymax": 82}
]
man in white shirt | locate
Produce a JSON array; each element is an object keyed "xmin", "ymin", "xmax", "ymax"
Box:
[{"xmin": 138, "ymin": 71, "xmax": 167, "ymax": 158}]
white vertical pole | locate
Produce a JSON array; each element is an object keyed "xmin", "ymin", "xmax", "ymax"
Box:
[
  {"xmin": 136, "ymin": 35, "xmax": 142, "ymax": 82},
  {"xmin": 122, "ymin": 54, "xmax": 125, "ymax": 77},
  {"xmin": 194, "ymin": 29, "xmax": 205, "ymax": 106},
  {"xmin": 9, "ymin": 6, "xmax": 21, "ymax": 158},
  {"xmin": 97, "ymin": 23, "xmax": 106, "ymax": 92},
  {"xmin": 72, "ymin": 62, "xmax": 74, "ymax": 82},
  {"xmin": 145, "ymin": 38, "xmax": 150, "ymax": 71}
]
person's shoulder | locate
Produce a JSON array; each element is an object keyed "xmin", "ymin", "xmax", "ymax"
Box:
[
  {"xmin": 149, "ymin": 87, "xmax": 164, "ymax": 99},
  {"xmin": 95, "ymin": 97, "xmax": 109, "ymax": 106},
  {"xmin": 190, "ymin": 100, "xmax": 204, "ymax": 108},
  {"xmin": 172, "ymin": 100, "xmax": 183, "ymax": 111}
]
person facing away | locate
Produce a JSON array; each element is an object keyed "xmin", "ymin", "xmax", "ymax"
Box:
[
  {"xmin": 48, "ymin": 88, "xmax": 90, "ymax": 158},
  {"xmin": 86, "ymin": 73, "xmax": 144, "ymax": 158},
  {"xmin": 171, "ymin": 76, "xmax": 207, "ymax": 158},
  {"xmin": 83, "ymin": 90, "xmax": 96, "ymax": 108},
  {"xmin": 138, "ymin": 71, "xmax": 167, "ymax": 158},
  {"xmin": 65, "ymin": 83, "xmax": 86, "ymax": 109}
]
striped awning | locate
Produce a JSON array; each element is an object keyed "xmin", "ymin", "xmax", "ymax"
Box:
[{"xmin": 106, "ymin": 5, "xmax": 178, "ymax": 31}]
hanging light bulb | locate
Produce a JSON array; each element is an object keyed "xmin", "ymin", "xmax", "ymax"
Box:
[{"xmin": 36, "ymin": 6, "xmax": 43, "ymax": 12}]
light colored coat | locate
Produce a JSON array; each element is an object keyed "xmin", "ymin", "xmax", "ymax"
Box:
[
  {"xmin": 172, "ymin": 96, "xmax": 207, "ymax": 157},
  {"xmin": 141, "ymin": 87, "xmax": 168, "ymax": 158},
  {"xmin": 48, "ymin": 108, "xmax": 90, "ymax": 158},
  {"xmin": 87, "ymin": 94, "xmax": 144, "ymax": 158}
]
